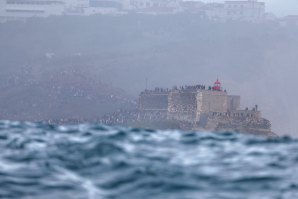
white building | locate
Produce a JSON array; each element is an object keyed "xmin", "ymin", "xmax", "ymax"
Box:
[
  {"xmin": 123, "ymin": 0, "xmax": 182, "ymax": 14},
  {"xmin": 179, "ymin": 0, "xmax": 266, "ymax": 22},
  {"xmin": 179, "ymin": 1, "xmax": 205, "ymax": 14},
  {"xmin": 63, "ymin": 0, "xmax": 88, "ymax": 15},
  {"xmin": 1, "ymin": 0, "xmax": 65, "ymax": 21},
  {"xmin": 84, "ymin": 0, "xmax": 124, "ymax": 15},
  {"xmin": 205, "ymin": 3, "xmax": 225, "ymax": 21},
  {"xmin": 0, "ymin": 0, "xmax": 7, "ymax": 22},
  {"xmin": 224, "ymin": 0, "xmax": 265, "ymax": 22},
  {"xmin": 64, "ymin": 0, "xmax": 88, "ymax": 8},
  {"xmin": 88, "ymin": 0, "xmax": 121, "ymax": 8},
  {"xmin": 0, "ymin": 0, "xmax": 6, "ymax": 13},
  {"xmin": 0, "ymin": 0, "xmax": 269, "ymax": 21}
]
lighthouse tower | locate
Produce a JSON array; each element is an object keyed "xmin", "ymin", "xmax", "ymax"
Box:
[{"xmin": 212, "ymin": 79, "xmax": 222, "ymax": 91}]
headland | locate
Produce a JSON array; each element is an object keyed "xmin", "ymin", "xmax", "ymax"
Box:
[{"xmin": 100, "ymin": 79, "xmax": 276, "ymax": 137}]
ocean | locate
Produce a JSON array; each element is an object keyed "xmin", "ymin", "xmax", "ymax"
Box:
[{"xmin": 0, "ymin": 121, "xmax": 297, "ymax": 199}]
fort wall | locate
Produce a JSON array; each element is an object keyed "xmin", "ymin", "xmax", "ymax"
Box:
[
  {"xmin": 137, "ymin": 83, "xmax": 269, "ymax": 134},
  {"xmin": 139, "ymin": 92, "xmax": 168, "ymax": 111},
  {"xmin": 140, "ymin": 89, "xmax": 243, "ymax": 124},
  {"xmin": 227, "ymin": 95, "xmax": 240, "ymax": 111},
  {"xmin": 167, "ymin": 91, "xmax": 197, "ymax": 122},
  {"xmin": 200, "ymin": 90, "xmax": 228, "ymax": 113}
]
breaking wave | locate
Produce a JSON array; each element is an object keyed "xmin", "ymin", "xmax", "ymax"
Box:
[{"xmin": 0, "ymin": 121, "xmax": 297, "ymax": 199}]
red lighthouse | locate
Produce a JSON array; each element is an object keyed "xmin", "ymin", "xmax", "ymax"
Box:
[{"xmin": 213, "ymin": 79, "xmax": 221, "ymax": 91}]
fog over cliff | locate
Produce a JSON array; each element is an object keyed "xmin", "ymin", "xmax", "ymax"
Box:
[{"xmin": 0, "ymin": 15, "xmax": 298, "ymax": 136}]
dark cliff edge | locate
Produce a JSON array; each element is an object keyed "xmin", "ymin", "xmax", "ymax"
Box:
[
  {"xmin": 194, "ymin": 114, "xmax": 276, "ymax": 137},
  {"xmin": 97, "ymin": 110, "xmax": 277, "ymax": 138},
  {"xmin": 213, "ymin": 117, "xmax": 277, "ymax": 138}
]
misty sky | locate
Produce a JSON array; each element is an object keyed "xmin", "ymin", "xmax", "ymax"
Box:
[{"xmin": 203, "ymin": 0, "xmax": 298, "ymax": 16}]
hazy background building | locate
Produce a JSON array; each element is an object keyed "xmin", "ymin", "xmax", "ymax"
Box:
[
  {"xmin": 123, "ymin": 0, "xmax": 182, "ymax": 14},
  {"xmin": 0, "ymin": 0, "xmax": 6, "ymax": 22},
  {"xmin": 224, "ymin": 0, "xmax": 265, "ymax": 22},
  {"xmin": 1, "ymin": 0, "xmax": 65, "ymax": 21},
  {"xmin": 0, "ymin": 0, "xmax": 272, "ymax": 22}
]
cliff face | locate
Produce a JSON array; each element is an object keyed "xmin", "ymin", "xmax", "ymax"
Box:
[
  {"xmin": 194, "ymin": 115, "xmax": 276, "ymax": 137},
  {"xmin": 98, "ymin": 109, "xmax": 276, "ymax": 137},
  {"xmin": 134, "ymin": 118, "xmax": 276, "ymax": 137}
]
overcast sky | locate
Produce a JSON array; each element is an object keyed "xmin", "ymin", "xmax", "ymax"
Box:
[{"xmin": 203, "ymin": 0, "xmax": 298, "ymax": 16}]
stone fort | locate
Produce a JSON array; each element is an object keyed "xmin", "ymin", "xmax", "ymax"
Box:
[{"xmin": 138, "ymin": 79, "xmax": 268, "ymax": 132}]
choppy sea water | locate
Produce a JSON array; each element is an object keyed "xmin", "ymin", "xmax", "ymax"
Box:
[{"xmin": 0, "ymin": 121, "xmax": 297, "ymax": 199}]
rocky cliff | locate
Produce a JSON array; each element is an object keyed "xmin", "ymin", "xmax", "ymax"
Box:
[{"xmin": 203, "ymin": 115, "xmax": 277, "ymax": 137}]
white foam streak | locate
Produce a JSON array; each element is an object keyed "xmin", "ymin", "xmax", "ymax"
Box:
[{"xmin": 55, "ymin": 167, "xmax": 106, "ymax": 199}]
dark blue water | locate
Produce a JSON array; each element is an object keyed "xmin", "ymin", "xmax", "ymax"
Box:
[{"xmin": 0, "ymin": 121, "xmax": 297, "ymax": 199}]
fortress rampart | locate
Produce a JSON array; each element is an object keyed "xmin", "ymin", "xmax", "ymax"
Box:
[
  {"xmin": 140, "ymin": 87, "xmax": 243, "ymax": 124},
  {"xmin": 98, "ymin": 80, "xmax": 274, "ymax": 136},
  {"xmin": 137, "ymin": 80, "xmax": 273, "ymax": 136}
]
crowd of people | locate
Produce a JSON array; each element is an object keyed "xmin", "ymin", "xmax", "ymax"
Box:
[
  {"xmin": 176, "ymin": 84, "xmax": 207, "ymax": 91},
  {"xmin": 142, "ymin": 88, "xmax": 170, "ymax": 94},
  {"xmin": 140, "ymin": 84, "xmax": 227, "ymax": 95},
  {"xmin": 141, "ymin": 85, "xmax": 208, "ymax": 95}
]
